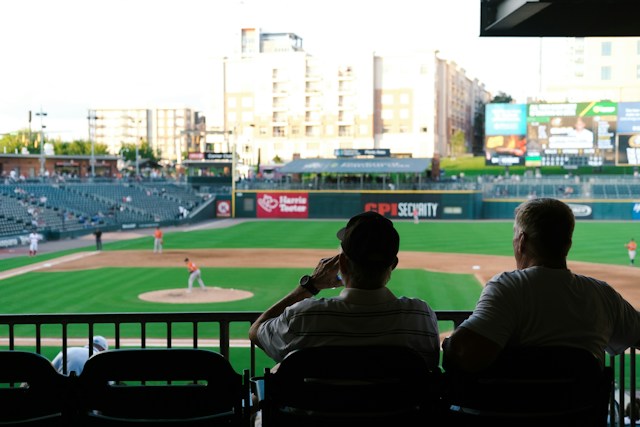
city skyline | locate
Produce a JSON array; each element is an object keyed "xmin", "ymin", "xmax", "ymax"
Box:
[{"xmin": 0, "ymin": 0, "xmax": 544, "ymax": 141}]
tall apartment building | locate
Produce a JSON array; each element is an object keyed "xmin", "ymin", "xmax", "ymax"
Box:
[
  {"xmin": 89, "ymin": 108, "xmax": 196, "ymax": 164},
  {"xmin": 217, "ymin": 28, "xmax": 490, "ymax": 166},
  {"xmin": 542, "ymin": 37, "xmax": 640, "ymax": 102}
]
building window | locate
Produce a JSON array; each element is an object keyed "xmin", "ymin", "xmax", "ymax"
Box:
[
  {"xmin": 636, "ymin": 65, "xmax": 640, "ymax": 79},
  {"xmin": 242, "ymin": 97, "xmax": 253, "ymax": 108},
  {"xmin": 338, "ymin": 126, "xmax": 352, "ymax": 137},
  {"xmin": 601, "ymin": 41, "xmax": 612, "ymax": 56},
  {"xmin": 305, "ymin": 126, "xmax": 319, "ymax": 137},
  {"xmin": 381, "ymin": 109, "xmax": 393, "ymax": 120},
  {"xmin": 400, "ymin": 94, "xmax": 410, "ymax": 104},
  {"xmin": 601, "ymin": 66, "xmax": 612, "ymax": 80},
  {"xmin": 400, "ymin": 109, "xmax": 410, "ymax": 119},
  {"xmin": 273, "ymin": 126, "xmax": 286, "ymax": 137},
  {"xmin": 227, "ymin": 98, "xmax": 236, "ymax": 108},
  {"xmin": 381, "ymin": 94, "xmax": 393, "ymax": 105}
]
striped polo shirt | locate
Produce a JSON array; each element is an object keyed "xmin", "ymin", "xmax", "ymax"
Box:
[{"xmin": 257, "ymin": 287, "xmax": 440, "ymax": 369}]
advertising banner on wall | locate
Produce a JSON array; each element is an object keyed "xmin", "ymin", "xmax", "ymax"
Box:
[
  {"xmin": 216, "ymin": 200, "xmax": 231, "ymax": 218},
  {"xmin": 256, "ymin": 192, "xmax": 309, "ymax": 218},
  {"xmin": 361, "ymin": 194, "xmax": 442, "ymax": 220}
]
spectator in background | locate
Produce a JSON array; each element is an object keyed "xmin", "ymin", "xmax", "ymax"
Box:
[
  {"xmin": 51, "ymin": 336, "xmax": 109, "ymax": 376},
  {"xmin": 444, "ymin": 198, "xmax": 640, "ymax": 373}
]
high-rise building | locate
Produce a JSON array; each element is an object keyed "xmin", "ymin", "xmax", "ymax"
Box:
[
  {"xmin": 89, "ymin": 108, "xmax": 197, "ymax": 165},
  {"xmin": 541, "ymin": 37, "xmax": 640, "ymax": 102},
  {"xmin": 216, "ymin": 28, "xmax": 490, "ymax": 168}
]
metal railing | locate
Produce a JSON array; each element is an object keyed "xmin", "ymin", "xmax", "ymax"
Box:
[{"xmin": 0, "ymin": 310, "xmax": 634, "ymax": 425}]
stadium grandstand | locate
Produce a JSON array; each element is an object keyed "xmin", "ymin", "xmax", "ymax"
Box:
[{"xmin": 0, "ymin": 181, "xmax": 214, "ymax": 243}]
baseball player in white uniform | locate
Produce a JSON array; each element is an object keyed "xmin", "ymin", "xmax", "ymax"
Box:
[{"xmin": 28, "ymin": 231, "xmax": 41, "ymax": 256}]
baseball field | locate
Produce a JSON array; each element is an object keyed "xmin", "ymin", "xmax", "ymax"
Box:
[{"xmin": 1, "ymin": 218, "xmax": 639, "ymax": 376}]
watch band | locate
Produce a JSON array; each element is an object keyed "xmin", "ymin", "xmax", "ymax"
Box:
[{"xmin": 299, "ymin": 274, "xmax": 319, "ymax": 295}]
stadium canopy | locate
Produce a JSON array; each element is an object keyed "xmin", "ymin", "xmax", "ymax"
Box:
[{"xmin": 278, "ymin": 158, "xmax": 431, "ymax": 174}]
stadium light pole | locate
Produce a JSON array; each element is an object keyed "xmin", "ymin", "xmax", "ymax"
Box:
[
  {"xmin": 231, "ymin": 127, "xmax": 236, "ymax": 218},
  {"xmin": 35, "ymin": 108, "xmax": 47, "ymax": 180},
  {"xmin": 87, "ymin": 111, "xmax": 97, "ymax": 179}
]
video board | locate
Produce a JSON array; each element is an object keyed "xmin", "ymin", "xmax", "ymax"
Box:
[
  {"xmin": 617, "ymin": 102, "xmax": 640, "ymax": 166},
  {"xmin": 485, "ymin": 101, "xmax": 621, "ymax": 168}
]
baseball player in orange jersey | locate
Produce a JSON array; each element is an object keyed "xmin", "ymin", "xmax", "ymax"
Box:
[
  {"xmin": 153, "ymin": 227, "xmax": 163, "ymax": 254},
  {"xmin": 184, "ymin": 258, "xmax": 206, "ymax": 292},
  {"xmin": 625, "ymin": 238, "xmax": 637, "ymax": 265}
]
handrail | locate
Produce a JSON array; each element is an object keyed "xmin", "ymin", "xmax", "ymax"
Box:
[{"xmin": 0, "ymin": 310, "xmax": 635, "ymax": 425}]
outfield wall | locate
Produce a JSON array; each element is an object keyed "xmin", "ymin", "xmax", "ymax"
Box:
[
  {"xmin": 233, "ymin": 190, "xmax": 640, "ymax": 221},
  {"xmin": 234, "ymin": 190, "xmax": 483, "ymax": 220}
]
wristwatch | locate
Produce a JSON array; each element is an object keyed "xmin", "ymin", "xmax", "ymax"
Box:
[{"xmin": 299, "ymin": 274, "xmax": 319, "ymax": 295}]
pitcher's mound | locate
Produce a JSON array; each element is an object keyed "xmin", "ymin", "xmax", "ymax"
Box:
[{"xmin": 139, "ymin": 287, "xmax": 253, "ymax": 304}]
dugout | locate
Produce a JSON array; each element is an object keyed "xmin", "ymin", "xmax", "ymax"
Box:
[{"xmin": 278, "ymin": 157, "xmax": 432, "ymax": 190}]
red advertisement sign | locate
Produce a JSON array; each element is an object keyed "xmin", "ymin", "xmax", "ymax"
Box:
[
  {"xmin": 216, "ymin": 200, "xmax": 231, "ymax": 218},
  {"xmin": 256, "ymin": 192, "xmax": 309, "ymax": 218}
]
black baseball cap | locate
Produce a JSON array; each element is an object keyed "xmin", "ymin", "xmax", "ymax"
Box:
[{"xmin": 337, "ymin": 211, "xmax": 399, "ymax": 269}]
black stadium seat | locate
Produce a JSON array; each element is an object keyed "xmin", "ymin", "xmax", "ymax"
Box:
[
  {"xmin": 76, "ymin": 348, "xmax": 250, "ymax": 426},
  {"xmin": 0, "ymin": 350, "xmax": 71, "ymax": 426},
  {"xmin": 260, "ymin": 346, "xmax": 441, "ymax": 427}
]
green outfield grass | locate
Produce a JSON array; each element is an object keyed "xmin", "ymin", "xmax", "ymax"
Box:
[{"xmin": 1, "ymin": 219, "xmax": 638, "ymax": 382}]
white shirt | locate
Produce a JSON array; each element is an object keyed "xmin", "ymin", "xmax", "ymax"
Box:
[
  {"xmin": 51, "ymin": 346, "xmax": 101, "ymax": 375},
  {"xmin": 460, "ymin": 266, "xmax": 640, "ymax": 366},
  {"xmin": 257, "ymin": 287, "xmax": 440, "ymax": 368}
]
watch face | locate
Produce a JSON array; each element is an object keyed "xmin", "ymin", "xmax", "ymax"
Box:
[{"xmin": 299, "ymin": 275, "xmax": 310, "ymax": 286}]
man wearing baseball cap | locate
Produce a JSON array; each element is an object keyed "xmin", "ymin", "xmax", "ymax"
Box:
[
  {"xmin": 249, "ymin": 211, "xmax": 440, "ymax": 368},
  {"xmin": 51, "ymin": 335, "xmax": 109, "ymax": 376}
]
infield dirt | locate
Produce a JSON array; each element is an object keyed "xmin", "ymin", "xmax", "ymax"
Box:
[{"xmin": 43, "ymin": 248, "xmax": 640, "ymax": 307}]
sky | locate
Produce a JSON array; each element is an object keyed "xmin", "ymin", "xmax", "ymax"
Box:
[{"xmin": 0, "ymin": 0, "xmax": 545, "ymax": 141}]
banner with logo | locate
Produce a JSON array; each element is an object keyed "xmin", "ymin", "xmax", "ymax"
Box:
[
  {"xmin": 632, "ymin": 203, "xmax": 640, "ymax": 221},
  {"xmin": 216, "ymin": 200, "xmax": 231, "ymax": 218},
  {"xmin": 567, "ymin": 203, "xmax": 593, "ymax": 220},
  {"xmin": 361, "ymin": 194, "xmax": 442, "ymax": 219},
  {"xmin": 257, "ymin": 192, "xmax": 309, "ymax": 218}
]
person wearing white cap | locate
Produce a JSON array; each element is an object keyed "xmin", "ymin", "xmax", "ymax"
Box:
[{"xmin": 51, "ymin": 335, "xmax": 109, "ymax": 376}]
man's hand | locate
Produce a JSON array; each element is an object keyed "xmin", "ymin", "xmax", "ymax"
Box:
[{"xmin": 310, "ymin": 255, "xmax": 343, "ymax": 291}]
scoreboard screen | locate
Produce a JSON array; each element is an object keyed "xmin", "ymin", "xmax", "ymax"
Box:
[{"xmin": 485, "ymin": 101, "xmax": 621, "ymax": 168}]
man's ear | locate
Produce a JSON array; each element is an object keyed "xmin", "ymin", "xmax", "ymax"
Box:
[
  {"xmin": 517, "ymin": 231, "xmax": 527, "ymax": 254},
  {"xmin": 391, "ymin": 256, "xmax": 399, "ymax": 270}
]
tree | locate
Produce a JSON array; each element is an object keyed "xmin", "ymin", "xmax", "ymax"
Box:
[
  {"xmin": 472, "ymin": 106, "xmax": 486, "ymax": 156},
  {"xmin": 491, "ymin": 91, "xmax": 513, "ymax": 103},
  {"xmin": 53, "ymin": 139, "xmax": 109, "ymax": 155},
  {"xmin": 450, "ymin": 130, "xmax": 466, "ymax": 157},
  {"xmin": 120, "ymin": 141, "xmax": 159, "ymax": 163},
  {"xmin": 0, "ymin": 129, "xmax": 37, "ymax": 154}
]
